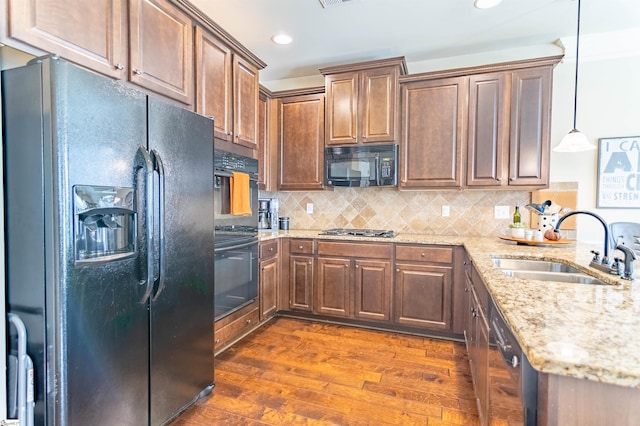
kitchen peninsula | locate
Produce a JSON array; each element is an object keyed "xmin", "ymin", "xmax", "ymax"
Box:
[{"xmin": 256, "ymin": 230, "xmax": 640, "ymax": 424}]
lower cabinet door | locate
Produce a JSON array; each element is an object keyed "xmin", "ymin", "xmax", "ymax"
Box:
[
  {"xmin": 394, "ymin": 263, "xmax": 453, "ymax": 330},
  {"xmin": 354, "ymin": 259, "xmax": 392, "ymax": 321},
  {"xmin": 289, "ymin": 255, "xmax": 314, "ymax": 312},
  {"xmin": 316, "ymin": 257, "xmax": 351, "ymax": 318},
  {"xmin": 259, "ymin": 256, "xmax": 278, "ymax": 320}
]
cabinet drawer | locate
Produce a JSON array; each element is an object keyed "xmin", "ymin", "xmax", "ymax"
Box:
[
  {"xmin": 214, "ymin": 306, "xmax": 259, "ymax": 352},
  {"xmin": 259, "ymin": 240, "xmax": 279, "ymax": 258},
  {"xmin": 317, "ymin": 241, "xmax": 391, "ymax": 258},
  {"xmin": 395, "ymin": 245, "xmax": 453, "ymax": 263},
  {"xmin": 290, "ymin": 239, "xmax": 315, "ymax": 254}
]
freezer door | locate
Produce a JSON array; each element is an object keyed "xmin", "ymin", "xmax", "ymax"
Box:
[
  {"xmin": 3, "ymin": 58, "xmax": 151, "ymax": 425},
  {"xmin": 147, "ymin": 97, "xmax": 214, "ymax": 425}
]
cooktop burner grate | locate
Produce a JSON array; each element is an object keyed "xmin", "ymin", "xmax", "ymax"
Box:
[{"xmin": 319, "ymin": 228, "xmax": 395, "ymax": 238}]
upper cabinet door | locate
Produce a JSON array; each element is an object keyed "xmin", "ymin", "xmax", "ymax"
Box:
[
  {"xmin": 129, "ymin": 0, "xmax": 193, "ymax": 105},
  {"xmin": 5, "ymin": 0, "xmax": 127, "ymax": 79},
  {"xmin": 233, "ymin": 55, "xmax": 259, "ymax": 150},
  {"xmin": 466, "ymin": 72, "xmax": 509, "ymax": 186},
  {"xmin": 194, "ymin": 27, "xmax": 233, "ymax": 142},
  {"xmin": 508, "ymin": 66, "xmax": 552, "ymax": 187},
  {"xmin": 399, "ymin": 77, "xmax": 467, "ymax": 189},
  {"xmin": 325, "ymin": 71, "xmax": 359, "ymax": 145},
  {"xmin": 360, "ymin": 66, "xmax": 399, "ymax": 143}
]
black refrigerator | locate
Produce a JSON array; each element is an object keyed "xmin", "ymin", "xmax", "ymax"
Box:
[{"xmin": 2, "ymin": 57, "xmax": 214, "ymax": 425}]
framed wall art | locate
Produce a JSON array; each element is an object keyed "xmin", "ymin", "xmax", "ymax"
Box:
[{"xmin": 597, "ymin": 136, "xmax": 640, "ymax": 208}]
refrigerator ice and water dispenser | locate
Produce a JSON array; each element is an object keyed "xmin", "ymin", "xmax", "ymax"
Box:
[{"xmin": 73, "ymin": 185, "xmax": 136, "ymax": 262}]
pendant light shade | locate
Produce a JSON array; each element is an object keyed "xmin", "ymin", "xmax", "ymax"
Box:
[
  {"xmin": 554, "ymin": 129, "xmax": 594, "ymax": 152},
  {"xmin": 553, "ymin": 0, "xmax": 595, "ymax": 153}
]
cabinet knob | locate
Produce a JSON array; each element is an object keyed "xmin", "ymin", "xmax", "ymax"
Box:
[
  {"xmin": 227, "ymin": 132, "xmax": 232, "ymax": 136},
  {"xmin": 236, "ymin": 134, "xmax": 241, "ymax": 138},
  {"xmin": 269, "ymin": 247, "xmax": 274, "ymax": 251},
  {"xmin": 496, "ymin": 177, "xmax": 502, "ymax": 182},
  {"xmin": 464, "ymin": 287, "xmax": 469, "ymax": 292},
  {"xmin": 509, "ymin": 177, "xmax": 515, "ymax": 181},
  {"xmin": 308, "ymin": 261, "xmax": 312, "ymax": 264},
  {"xmin": 299, "ymin": 245, "xmax": 303, "ymax": 249},
  {"xmin": 214, "ymin": 338, "xmax": 220, "ymax": 344},
  {"xmin": 421, "ymin": 252, "xmax": 425, "ymax": 257},
  {"xmin": 246, "ymin": 319, "xmax": 252, "ymax": 324},
  {"xmin": 355, "ymin": 265, "xmax": 359, "ymax": 268},
  {"xmin": 345, "ymin": 264, "xmax": 349, "ymax": 268},
  {"xmin": 115, "ymin": 63, "xmax": 124, "ymax": 70},
  {"xmin": 396, "ymin": 268, "xmax": 400, "ymax": 272},
  {"xmin": 133, "ymin": 69, "xmax": 142, "ymax": 75}
]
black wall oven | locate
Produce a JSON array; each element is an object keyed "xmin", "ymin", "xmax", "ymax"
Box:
[{"xmin": 214, "ymin": 150, "xmax": 259, "ymax": 320}]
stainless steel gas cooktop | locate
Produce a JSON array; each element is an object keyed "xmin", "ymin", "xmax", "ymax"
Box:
[{"xmin": 319, "ymin": 228, "xmax": 395, "ymax": 238}]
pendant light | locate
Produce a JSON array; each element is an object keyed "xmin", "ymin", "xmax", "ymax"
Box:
[{"xmin": 553, "ymin": 0, "xmax": 596, "ymax": 152}]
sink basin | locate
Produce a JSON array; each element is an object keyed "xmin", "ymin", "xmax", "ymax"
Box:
[
  {"xmin": 491, "ymin": 258, "xmax": 581, "ymax": 273},
  {"xmin": 500, "ymin": 270, "xmax": 606, "ymax": 285},
  {"xmin": 491, "ymin": 257, "xmax": 607, "ymax": 285}
]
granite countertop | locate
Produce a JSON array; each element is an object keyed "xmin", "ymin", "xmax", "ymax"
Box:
[{"xmin": 259, "ymin": 229, "xmax": 640, "ymax": 389}]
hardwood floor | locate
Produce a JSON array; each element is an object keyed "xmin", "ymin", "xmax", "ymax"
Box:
[{"xmin": 170, "ymin": 317, "xmax": 484, "ymax": 425}]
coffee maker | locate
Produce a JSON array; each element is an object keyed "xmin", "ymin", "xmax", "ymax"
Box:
[{"xmin": 258, "ymin": 198, "xmax": 279, "ymax": 230}]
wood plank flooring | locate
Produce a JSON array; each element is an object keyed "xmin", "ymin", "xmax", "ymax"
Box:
[{"xmin": 170, "ymin": 317, "xmax": 482, "ymax": 425}]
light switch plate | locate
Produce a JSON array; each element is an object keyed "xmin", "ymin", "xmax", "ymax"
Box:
[
  {"xmin": 306, "ymin": 203, "xmax": 313, "ymax": 214},
  {"xmin": 442, "ymin": 205, "xmax": 450, "ymax": 217},
  {"xmin": 494, "ymin": 205, "xmax": 510, "ymax": 219}
]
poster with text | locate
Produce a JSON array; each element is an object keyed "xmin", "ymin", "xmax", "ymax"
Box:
[{"xmin": 597, "ymin": 136, "xmax": 640, "ymax": 208}]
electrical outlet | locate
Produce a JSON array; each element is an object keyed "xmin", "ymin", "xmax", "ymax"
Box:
[
  {"xmin": 306, "ymin": 203, "xmax": 314, "ymax": 214},
  {"xmin": 494, "ymin": 205, "xmax": 510, "ymax": 219},
  {"xmin": 441, "ymin": 205, "xmax": 450, "ymax": 217}
]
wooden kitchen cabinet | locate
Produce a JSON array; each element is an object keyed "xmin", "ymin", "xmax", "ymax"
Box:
[
  {"xmin": 399, "ymin": 77, "xmax": 467, "ymax": 189},
  {"xmin": 257, "ymin": 88, "xmax": 278, "ymax": 190},
  {"xmin": 466, "ymin": 72, "xmax": 509, "ymax": 186},
  {"xmin": 321, "ymin": 57, "xmax": 406, "ymax": 146},
  {"xmin": 277, "ymin": 91, "xmax": 325, "ymax": 190},
  {"xmin": 129, "ymin": 0, "xmax": 193, "ymax": 104},
  {"xmin": 464, "ymin": 254, "xmax": 490, "ymax": 425},
  {"xmin": 214, "ymin": 300, "xmax": 259, "ymax": 354},
  {"xmin": 259, "ymin": 239, "xmax": 279, "ymax": 321},
  {"xmin": 316, "ymin": 241, "xmax": 393, "ymax": 321},
  {"xmin": 394, "ymin": 245, "xmax": 454, "ymax": 330},
  {"xmin": 194, "ymin": 26, "xmax": 259, "ymax": 149},
  {"xmin": 316, "ymin": 257, "xmax": 351, "ymax": 318},
  {"xmin": 466, "ymin": 66, "xmax": 552, "ymax": 188},
  {"xmin": 1, "ymin": 0, "xmax": 128, "ymax": 79},
  {"xmin": 288, "ymin": 239, "xmax": 315, "ymax": 312},
  {"xmin": 508, "ymin": 66, "xmax": 552, "ymax": 187}
]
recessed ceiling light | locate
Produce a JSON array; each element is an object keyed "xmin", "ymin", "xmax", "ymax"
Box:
[
  {"xmin": 271, "ymin": 34, "xmax": 293, "ymax": 45},
  {"xmin": 474, "ymin": 0, "xmax": 503, "ymax": 9}
]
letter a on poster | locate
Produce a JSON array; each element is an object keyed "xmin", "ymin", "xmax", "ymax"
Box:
[{"xmin": 597, "ymin": 136, "xmax": 640, "ymax": 208}]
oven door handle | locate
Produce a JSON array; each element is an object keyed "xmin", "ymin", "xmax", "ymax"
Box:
[
  {"xmin": 215, "ymin": 170, "xmax": 258, "ymax": 182},
  {"xmin": 214, "ymin": 238, "xmax": 258, "ymax": 253}
]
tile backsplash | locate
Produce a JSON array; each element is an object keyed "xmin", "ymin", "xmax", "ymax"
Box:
[{"xmin": 260, "ymin": 188, "xmax": 532, "ymax": 237}]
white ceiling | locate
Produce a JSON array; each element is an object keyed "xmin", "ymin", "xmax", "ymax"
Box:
[{"xmin": 190, "ymin": 0, "xmax": 640, "ymax": 84}]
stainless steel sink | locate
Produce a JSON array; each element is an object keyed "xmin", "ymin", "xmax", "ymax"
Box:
[
  {"xmin": 491, "ymin": 258, "xmax": 581, "ymax": 273},
  {"xmin": 500, "ymin": 270, "xmax": 606, "ymax": 285},
  {"xmin": 491, "ymin": 257, "xmax": 607, "ymax": 285}
]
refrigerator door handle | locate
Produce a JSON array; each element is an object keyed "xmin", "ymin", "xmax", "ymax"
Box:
[
  {"xmin": 135, "ymin": 146, "xmax": 155, "ymax": 303},
  {"xmin": 151, "ymin": 149, "xmax": 166, "ymax": 301},
  {"xmin": 7, "ymin": 313, "xmax": 34, "ymax": 426}
]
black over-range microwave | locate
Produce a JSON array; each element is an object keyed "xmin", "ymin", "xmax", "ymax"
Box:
[{"xmin": 325, "ymin": 144, "xmax": 397, "ymax": 187}]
